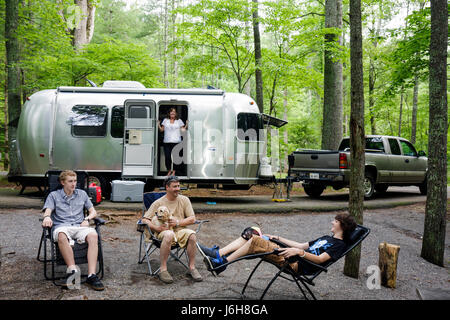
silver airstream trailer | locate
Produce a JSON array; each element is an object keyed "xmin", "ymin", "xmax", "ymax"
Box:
[{"xmin": 11, "ymin": 81, "xmax": 286, "ymax": 197}]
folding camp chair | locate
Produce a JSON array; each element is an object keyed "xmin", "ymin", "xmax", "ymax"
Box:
[
  {"xmin": 137, "ymin": 192, "xmax": 208, "ymax": 276},
  {"xmin": 209, "ymin": 224, "xmax": 370, "ymax": 300},
  {"xmin": 37, "ymin": 170, "xmax": 105, "ymax": 286}
]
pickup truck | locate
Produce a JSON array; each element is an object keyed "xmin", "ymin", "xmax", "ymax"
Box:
[{"xmin": 288, "ymin": 135, "xmax": 428, "ymax": 199}]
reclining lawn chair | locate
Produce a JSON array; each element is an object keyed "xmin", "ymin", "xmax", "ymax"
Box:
[
  {"xmin": 137, "ymin": 192, "xmax": 208, "ymax": 276},
  {"xmin": 37, "ymin": 170, "xmax": 105, "ymax": 286},
  {"xmin": 209, "ymin": 224, "xmax": 370, "ymax": 300}
]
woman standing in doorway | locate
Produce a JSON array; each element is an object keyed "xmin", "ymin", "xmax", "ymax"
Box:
[{"xmin": 158, "ymin": 108, "xmax": 187, "ymax": 176}]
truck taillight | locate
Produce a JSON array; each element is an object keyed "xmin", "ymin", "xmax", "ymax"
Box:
[{"xmin": 339, "ymin": 153, "xmax": 348, "ymax": 169}]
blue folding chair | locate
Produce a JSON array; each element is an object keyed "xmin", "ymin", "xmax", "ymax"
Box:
[{"xmin": 137, "ymin": 192, "xmax": 208, "ymax": 276}]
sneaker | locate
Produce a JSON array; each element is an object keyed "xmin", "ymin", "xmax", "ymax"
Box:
[
  {"xmin": 86, "ymin": 274, "xmax": 105, "ymax": 291},
  {"xmin": 188, "ymin": 268, "xmax": 203, "ymax": 282},
  {"xmin": 203, "ymin": 256, "xmax": 228, "ymax": 275},
  {"xmin": 197, "ymin": 243, "xmax": 220, "ymax": 259},
  {"xmin": 158, "ymin": 270, "xmax": 174, "ymax": 284}
]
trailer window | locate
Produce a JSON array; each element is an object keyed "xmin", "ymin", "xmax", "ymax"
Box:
[
  {"xmin": 111, "ymin": 106, "xmax": 124, "ymax": 138},
  {"xmin": 69, "ymin": 105, "xmax": 108, "ymax": 137},
  {"xmin": 237, "ymin": 113, "xmax": 264, "ymax": 141}
]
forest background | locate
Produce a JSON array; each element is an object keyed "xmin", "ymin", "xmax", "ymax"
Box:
[{"xmin": 0, "ymin": 0, "xmax": 449, "ymax": 177}]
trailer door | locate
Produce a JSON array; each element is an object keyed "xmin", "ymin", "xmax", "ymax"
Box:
[{"xmin": 122, "ymin": 100, "xmax": 156, "ymax": 178}]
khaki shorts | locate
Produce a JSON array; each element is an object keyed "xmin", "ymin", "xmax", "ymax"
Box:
[
  {"xmin": 53, "ymin": 226, "xmax": 97, "ymax": 246},
  {"xmin": 155, "ymin": 228, "xmax": 196, "ymax": 248},
  {"xmin": 248, "ymin": 236, "xmax": 298, "ymax": 272}
]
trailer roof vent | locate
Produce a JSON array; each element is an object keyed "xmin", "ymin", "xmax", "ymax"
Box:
[{"xmin": 102, "ymin": 80, "xmax": 146, "ymax": 89}]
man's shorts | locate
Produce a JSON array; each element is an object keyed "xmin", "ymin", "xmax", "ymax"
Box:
[
  {"xmin": 53, "ymin": 226, "xmax": 97, "ymax": 246},
  {"xmin": 248, "ymin": 236, "xmax": 298, "ymax": 272},
  {"xmin": 156, "ymin": 228, "xmax": 196, "ymax": 248}
]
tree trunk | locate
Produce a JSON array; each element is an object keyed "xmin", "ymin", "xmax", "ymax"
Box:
[
  {"xmin": 163, "ymin": 0, "xmax": 169, "ymax": 87},
  {"xmin": 368, "ymin": 57, "xmax": 376, "ymax": 135},
  {"xmin": 378, "ymin": 242, "xmax": 400, "ymax": 288},
  {"xmin": 410, "ymin": 76, "xmax": 419, "ymax": 144},
  {"xmin": 172, "ymin": 0, "xmax": 178, "ymax": 88},
  {"xmin": 421, "ymin": 0, "xmax": 447, "ymax": 267},
  {"xmin": 5, "ymin": 0, "xmax": 23, "ymax": 176},
  {"xmin": 344, "ymin": 0, "xmax": 365, "ymax": 279},
  {"xmin": 322, "ymin": 0, "xmax": 343, "ymax": 150},
  {"xmin": 71, "ymin": 0, "xmax": 95, "ymax": 50},
  {"xmin": 283, "ymin": 88, "xmax": 288, "ymax": 171},
  {"xmin": 398, "ymin": 89, "xmax": 404, "ymax": 137},
  {"xmin": 252, "ymin": 0, "xmax": 264, "ymax": 113}
]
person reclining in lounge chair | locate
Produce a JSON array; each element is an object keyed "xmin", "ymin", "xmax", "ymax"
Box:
[{"xmin": 198, "ymin": 213, "xmax": 356, "ymax": 275}]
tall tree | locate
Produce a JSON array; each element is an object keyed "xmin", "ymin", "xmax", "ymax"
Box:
[
  {"xmin": 321, "ymin": 0, "xmax": 343, "ymax": 150},
  {"xmin": 68, "ymin": 0, "xmax": 97, "ymax": 50},
  {"xmin": 420, "ymin": 0, "xmax": 447, "ymax": 267},
  {"xmin": 5, "ymin": 0, "xmax": 22, "ymax": 176},
  {"xmin": 252, "ymin": 0, "xmax": 263, "ymax": 113},
  {"xmin": 344, "ymin": 0, "xmax": 365, "ymax": 279}
]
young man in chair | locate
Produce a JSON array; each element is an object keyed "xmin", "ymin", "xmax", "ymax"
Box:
[
  {"xmin": 142, "ymin": 175, "xmax": 203, "ymax": 284},
  {"xmin": 42, "ymin": 170, "xmax": 104, "ymax": 291},
  {"xmin": 199, "ymin": 213, "xmax": 356, "ymax": 276}
]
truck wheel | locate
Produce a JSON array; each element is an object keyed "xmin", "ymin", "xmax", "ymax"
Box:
[
  {"xmin": 303, "ymin": 184, "xmax": 325, "ymax": 198},
  {"xmin": 364, "ymin": 174, "xmax": 375, "ymax": 199},
  {"xmin": 419, "ymin": 178, "xmax": 427, "ymax": 195},
  {"xmin": 375, "ymin": 184, "xmax": 389, "ymax": 193}
]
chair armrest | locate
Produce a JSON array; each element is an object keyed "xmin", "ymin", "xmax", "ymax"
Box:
[
  {"xmin": 193, "ymin": 219, "xmax": 209, "ymax": 233},
  {"xmin": 194, "ymin": 219, "xmax": 210, "ymax": 224},
  {"xmin": 93, "ymin": 217, "xmax": 106, "ymax": 226},
  {"xmin": 290, "ymin": 256, "xmax": 328, "ymax": 272}
]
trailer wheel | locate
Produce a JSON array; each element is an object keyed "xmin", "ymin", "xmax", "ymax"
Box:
[{"xmin": 303, "ymin": 184, "xmax": 325, "ymax": 198}]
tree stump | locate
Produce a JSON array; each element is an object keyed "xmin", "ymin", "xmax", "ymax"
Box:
[{"xmin": 378, "ymin": 242, "xmax": 400, "ymax": 288}]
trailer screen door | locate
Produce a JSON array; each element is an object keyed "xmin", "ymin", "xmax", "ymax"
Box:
[{"xmin": 122, "ymin": 100, "xmax": 156, "ymax": 178}]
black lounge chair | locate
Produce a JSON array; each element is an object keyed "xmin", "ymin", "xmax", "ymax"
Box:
[
  {"xmin": 137, "ymin": 192, "xmax": 209, "ymax": 276},
  {"xmin": 208, "ymin": 224, "xmax": 370, "ymax": 300},
  {"xmin": 37, "ymin": 170, "xmax": 105, "ymax": 286}
]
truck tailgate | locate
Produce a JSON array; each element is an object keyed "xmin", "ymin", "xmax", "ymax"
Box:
[{"xmin": 291, "ymin": 150, "xmax": 340, "ymax": 171}]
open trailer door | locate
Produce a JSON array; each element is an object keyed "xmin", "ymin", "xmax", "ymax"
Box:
[{"xmin": 122, "ymin": 100, "xmax": 156, "ymax": 178}]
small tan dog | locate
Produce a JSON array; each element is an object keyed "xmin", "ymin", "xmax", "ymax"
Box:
[{"xmin": 151, "ymin": 206, "xmax": 177, "ymax": 242}]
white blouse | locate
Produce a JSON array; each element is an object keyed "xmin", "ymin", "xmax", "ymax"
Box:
[{"xmin": 162, "ymin": 118, "xmax": 185, "ymax": 143}]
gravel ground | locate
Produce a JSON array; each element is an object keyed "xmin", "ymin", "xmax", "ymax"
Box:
[{"xmin": 0, "ymin": 203, "xmax": 448, "ymax": 300}]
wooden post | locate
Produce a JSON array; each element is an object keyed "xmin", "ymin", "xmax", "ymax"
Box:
[{"xmin": 378, "ymin": 242, "xmax": 400, "ymax": 288}]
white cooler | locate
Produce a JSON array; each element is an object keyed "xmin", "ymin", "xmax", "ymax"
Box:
[{"xmin": 111, "ymin": 180, "xmax": 145, "ymax": 202}]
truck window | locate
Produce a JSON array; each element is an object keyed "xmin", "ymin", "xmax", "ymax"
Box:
[
  {"xmin": 111, "ymin": 106, "xmax": 124, "ymax": 138},
  {"xmin": 366, "ymin": 137, "xmax": 385, "ymax": 152},
  {"xmin": 69, "ymin": 105, "xmax": 108, "ymax": 137},
  {"xmin": 388, "ymin": 138, "xmax": 401, "ymax": 155},
  {"xmin": 237, "ymin": 113, "xmax": 264, "ymax": 141},
  {"xmin": 399, "ymin": 140, "xmax": 417, "ymax": 157},
  {"xmin": 338, "ymin": 137, "xmax": 384, "ymax": 152}
]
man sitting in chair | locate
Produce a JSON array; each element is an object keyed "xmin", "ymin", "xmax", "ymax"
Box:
[
  {"xmin": 142, "ymin": 175, "xmax": 203, "ymax": 284},
  {"xmin": 41, "ymin": 170, "xmax": 104, "ymax": 291},
  {"xmin": 199, "ymin": 213, "xmax": 356, "ymax": 276}
]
